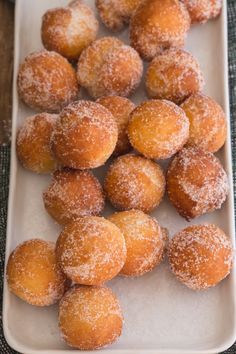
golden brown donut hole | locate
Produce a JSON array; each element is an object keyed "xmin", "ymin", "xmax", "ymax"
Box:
[
  {"xmin": 96, "ymin": 0, "xmax": 142, "ymax": 31},
  {"xmin": 7, "ymin": 239, "xmax": 66, "ymax": 306},
  {"xmin": 97, "ymin": 96, "xmax": 135, "ymax": 156},
  {"xmin": 128, "ymin": 99, "xmax": 189, "ymax": 160},
  {"xmin": 16, "ymin": 113, "xmax": 57, "ymax": 174},
  {"xmin": 59, "ymin": 286, "xmax": 123, "ymax": 350},
  {"xmin": 104, "ymin": 154, "xmax": 165, "ymax": 213},
  {"xmin": 145, "ymin": 48, "xmax": 204, "ymax": 104},
  {"xmin": 77, "ymin": 37, "xmax": 143, "ymax": 99},
  {"xmin": 17, "ymin": 50, "xmax": 79, "ymax": 113},
  {"xmin": 182, "ymin": 0, "xmax": 222, "ymax": 24},
  {"xmin": 167, "ymin": 146, "xmax": 229, "ymax": 220},
  {"xmin": 168, "ymin": 224, "xmax": 233, "ymax": 290},
  {"xmin": 181, "ymin": 93, "xmax": 227, "ymax": 153},
  {"xmin": 56, "ymin": 216, "xmax": 126, "ymax": 285},
  {"xmin": 51, "ymin": 100, "xmax": 118, "ymax": 170},
  {"xmin": 41, "ymin": 1, "xmax": 98, "ymax": 61},
  {"xmin": 108, "ymin": 210, "xmax": 166, "ymax": 276},
  {"xmin": 130, "ymin": 0, "xmax": 190, "ymax": 61},
  {"xmin": 43, "ymin": 168, "xmax": 105, "ymax": 225}
]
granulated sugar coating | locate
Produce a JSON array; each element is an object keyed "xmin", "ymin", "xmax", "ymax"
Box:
[
  {"xmin": 56, "ymin": 216, "xmax": 127, "ymax": 285},
  {"xmin": 77, "ymin": 37, "xmax": 143, "ymax": 99},
  {"xmin": 41, "ymin": 0, "xmax": 98, "ymax": 61},
  {"xmin": 97, "ymin": 96, "xmax": 135, "ymax": 156},
  {"xmin": 59, "ymin": 286, "xmax": 123, "ymax": 350},
  {"xmin": 168, "ymin": 224, "xmax": 233, "ymax": 290},
  {"xmin": 145, "ymin": 48, "xmax": 204, "ymax": 104},
  {"xmin": 104, "ymin": 154, "xmax": 166, "ymax": 213},
  {"xmin": 130, "ymin": 0, "xmax": 190, "ymax": 61},
  {"xmin": 181, "ymin": 92, "xmax": 227, "ymax": 153},
  {"xmin": 128, "ymin": 100, "xmax": 189, "ymax": 160},
  {"xmin": 7, "ymin": 239, "xmax": 66, "ymax": 306},
  {"xmin": 96, "ymin": 0, "xmax": 142, "ymax": 32},
  {"xmin": 108, "ymin": 210, "xmax": 166, "ymax": 277},
  {"xmin": 17, "ymin": 50, "xmax": 79, "ymax": 113},
  {"xmin": 182, "ymin": 0, "xmax": 222, "ymax": 24},
  {"xmin": 16, "ymin": 113, "xmax": 58, "ymax": 174},
  {"xmin": 51, "ymin": 100, "xmax": 118, "ymax": 169},
  {"xmin": 167, "ymin": 146, "xmax": 229, "ymax": 220},
  {"xmin": 43, "ymin": 168, "xmax": 105, "ymax": 225}
]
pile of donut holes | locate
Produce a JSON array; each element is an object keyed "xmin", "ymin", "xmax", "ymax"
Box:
[{"xmin": 8, "ymin": 0, "xmax": 234, "ymax": 351}]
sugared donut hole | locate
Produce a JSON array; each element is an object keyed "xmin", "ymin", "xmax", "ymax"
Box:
[
  {"xmin": 51, "ymin": 100, "xmax": 118, "ymax": 170},
  {"xmin": 16, "ymin": 113, "xmax": 57, "ymax": 174},
  {"xmin": 97, "ymin": 96, "xmax": 135, "ymax": 156},
  {"xmin": 43, "ymin": 168, "xmax": 105, "ymax": 225},
  {"xmin": 181, "ymin": 93, "xmax": 227, "ymax": 153},
  {"xmin": 59, "ymin": 286, "xmax": 123, "ymax": 350},
  {"xmin": 96, "ymin": 0, "xmax": 142, "ymax": 32},
  {"xmin": 182, "ymin": 0, "xmax": 222, "ymax": 24},
  {"xmin": 108, "ymin": 210, "xmax": 166, "ymax": 277},
  {"xmin": 145, "ymin": 48, "xmax": 204, "ymax": 104},
  {"xmin": 17, "ymin": 50, "xmax": 79, "ymax": 113},
  {"xmin": 130, "ymin": 0, "xmax": 190, "ymax": 61},
  {"xmin": 104, "ymin": 154, "xmax": 165, "ymax": 213},
  {"xmin": 168, "ymin": 224, "xmax": 233, "ymax": 290},
  {"xmin": 41, "ymin": 1, "xmax": 98, "ymax": 61},
  {"xmin": 56, "ymin": 216, "xmax": 126, "ymax": 285},
  {"xmin": 7, "ymin": 239, "xmax": 66, "ymax": 306},
  {"xmin": 167, "ymin": 146, "xmax": 229, "ymax": 220},
  {"xmin": 77, "ymin": 37, "xmax": 143, "ymax": 99},
  {"xmin": 128, "ymin": 99, "xmax": 189, "ymax": 160}
]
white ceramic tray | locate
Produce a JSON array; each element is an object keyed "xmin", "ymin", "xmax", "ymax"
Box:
[{"xmin": 3, "ymin": 1, "xmax": 236, "ymax": 353}]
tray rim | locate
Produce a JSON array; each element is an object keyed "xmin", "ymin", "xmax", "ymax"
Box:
[{"xmin": 2, "ymin": 1, "xmax": 236, "ymax": 353}]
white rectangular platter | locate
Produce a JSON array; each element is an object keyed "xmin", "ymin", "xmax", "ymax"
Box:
[{"xmin": 3, "ymin": 0, "xmax": 236, "ymax": 353}]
